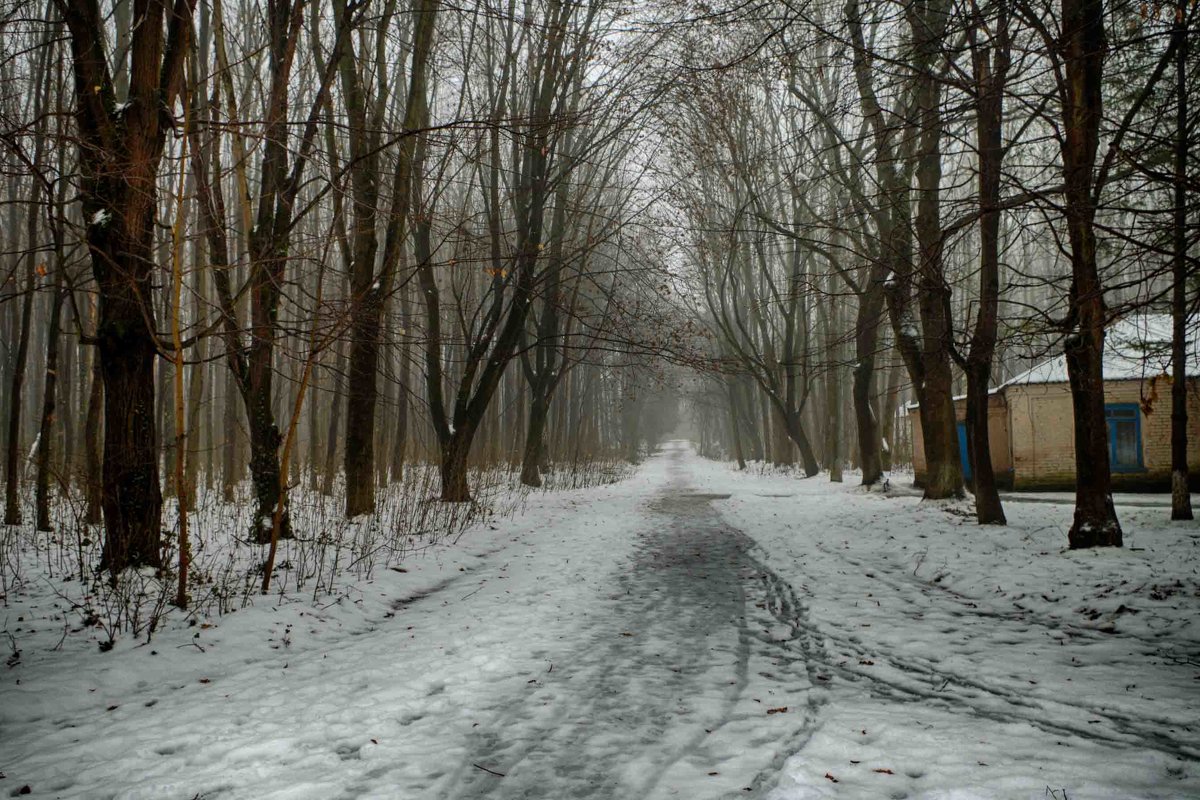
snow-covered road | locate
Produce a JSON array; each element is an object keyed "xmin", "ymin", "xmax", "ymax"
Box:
[
  {"xmin": 3, "ymin": 442, "xmax": 1198, "ymax": 799},
  {"xmin": 438, "ymin": 475, "xmax": 823, "ymax": 799}
]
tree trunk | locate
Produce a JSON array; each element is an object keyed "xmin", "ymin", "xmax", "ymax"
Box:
[
  {"xmin": 964, "ymin": 5, "xmax": 1009, "ymax": 524},
  {"xmin": 35, "ymin": 268, "xmax": 66, "ymax": 532},
  {"xmin": 84, "ymin": 342, "xmax": 103, "ymax": 525},
  {"xmin": 825, "ymin": 367, "xmax": 843, "ymax": 482},
  {"xmin": 965, "ymin": 366, "xmax": 1005, "ymax": 523},
  {"xmin": 1061, "ymin": 0, "xmax": 1121, "ymax": 547},
  {"xmin": 440, "ymin": 429, "xmax": 474, "ymax": 503},
  {"xmin": 909, "ymin": 0, "xmax": 962, "ymax": 501},
  {"xmin": 1170, "ymin": 1, "xmax": 1193, "ymax": 521},
  {"xmin": 58, "ymin": 0, "xmax": 193, "ymax": 572},
  {"xmin": 322, "ymin": 339, "xmax": 346, "ymax": 497},
  {"xmin": 851, "ymin": 290, "xmax": 885, "ymax": 484},
  {"xmin": 390, "ymin": 273, "xmax": 413, "ymax": 481},
  {"xmin": 739, "ymin": 379, "xmax": 763, "ymax": 461},
  {"xmin": 728, "ymin": 380, "xmax": 747, "ymax": 469},
  {"xmin": 3, "ymin": 242, "xmax": 34, "ymax": 526},
  {"xmin": 95, "ymin": 243, "xmax": 164, "ymax": 570},
  {"xmin": 771, "ymin": 406, "xmax": 794, "ymax": 466},
  {"xmin": 338, "ymin": 0, "xmax": 385, "ymax": 517},
  {"xmin": 221, "ymin": 366, "xmax": 240, "ymax": 501},
  {"xmin": 520, "ymin": 393, "xmax": 550, "ymax": 487},
  {"xmin": 1065, "ymin": 331, "xmax": 1121, "ymax": 547},
  {"xmin": 243, "ymin": 325, "xmax": 290, "ymax": 541}
]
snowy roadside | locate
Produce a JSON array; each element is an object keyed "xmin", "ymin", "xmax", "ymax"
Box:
[
  {"xmin": 0, "ymin": 462, "xmax": 663, "ymax": 800},
  {"xmin": 688, "ymin": 453, "xmax": 1200, "ymax": 799}
]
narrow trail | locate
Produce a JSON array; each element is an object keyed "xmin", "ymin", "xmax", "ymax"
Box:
[{"xmin": 434, "ymin": 447, "xmax": 823, "ymax": 800}]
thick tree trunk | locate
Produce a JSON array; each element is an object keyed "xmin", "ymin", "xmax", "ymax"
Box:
[
  {"xmin": 244, "ymin": 340, "xmax": 291, "ymax": 542},
  {"xmin": 780, "ymin": 409, "xmax": 820, "ymax": 476},
  {"xmin": 339, "ymin": 0, "xmax": 384, "ymax": 517},
  {"xmin": 1061, "ymin": 0, "xmax": 1121, "ymax": 547},
  {"xmin": 58, "ymin": 0, "xmax": 194, "ymax": 572},
  {"xmin": 344, "ymin": 324, "xmax": 381, "ymax": 514},
  {"xmin": 1065, "ymin": 330, "xmax": 1121, "ymax": 547},
  {"xmin": 965, "ymin": 366, "xmax": 1005, "ymax": 524},
  {"xmin": 440, "ymin": 429, "xmax": 474, "ymax": 503},
  {"xmin": 910, "ymin": 0, "xmax": 962, "ymax": 501},
  {"xmin": 520, "ymin": 393, "xmax": 550, "ymax": 487},
  {"xmin": 95, "ymin": 239, "xmax": 164, "ymax": 571},
  {"xmin": 918, "ymin": 370, "xmax": 962, "ymax": 499}
]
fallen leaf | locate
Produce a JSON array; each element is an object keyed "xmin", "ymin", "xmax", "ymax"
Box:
[
  {"xmin": 707, "ymin": 771, "xmax": 719, "ymax": 776},
  {"xmin": 824, "ymin": 772, "xmax": 839, "ymax": 783},
  {"xmin": 873, "ymin": 768, "xmax": 894, "ymax": 775},
  {"xmin": 199, "ymin": 678, "xmax": 211, "ymax": 684},
  {"xmin": 766, "ymin": 706, "xmax": 788, "ymax": 715},
  {"xmin": 106, "ymin": 705, "xmax": 118, "ymax": 711}
]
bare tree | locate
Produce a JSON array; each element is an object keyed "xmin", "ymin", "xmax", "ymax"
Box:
[{"xmin": 55, "ymin": 0, "xmax": 194, "ymax": 571}]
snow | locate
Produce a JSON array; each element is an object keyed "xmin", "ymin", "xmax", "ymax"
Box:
[
  {"xmin": 1004, "ymin": 314, "xmax": 1200, "ymax": 387},
  {"xmin": 90, "ymin": 209, "xmax": 111, "ymax": 227},
  {"xmin": 685, "ymin": 454, "xmax": 1200, "ymax": 799},
  {"xmin": 2, "ymin": 443, "xmax": 1198, "ymax": 799}
]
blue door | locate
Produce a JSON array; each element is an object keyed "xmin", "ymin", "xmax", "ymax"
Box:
[{"xmin": 956, "ymin": 421, "xmax": 972, "ymax": 482}]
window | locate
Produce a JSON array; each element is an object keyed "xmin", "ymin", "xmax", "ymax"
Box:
[{"xmin": 1104, "ymin": 404, "xmax": 1143, "ymax": 472}]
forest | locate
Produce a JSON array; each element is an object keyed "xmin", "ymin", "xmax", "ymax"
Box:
[{"xmin": 0, "ymin": 0, "xmax": 1196, "ymax": 618}]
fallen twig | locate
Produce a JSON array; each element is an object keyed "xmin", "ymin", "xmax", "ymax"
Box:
[{"xmin": 473, "ymin": 763, "xmax": 506, "ymax": 778}]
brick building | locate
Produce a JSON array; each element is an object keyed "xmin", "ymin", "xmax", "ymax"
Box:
[{"xmin": 909, "ymin": 315, "xmax": 1200, "ymax": 491}]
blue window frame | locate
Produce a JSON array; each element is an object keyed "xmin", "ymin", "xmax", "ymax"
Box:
[{"xmin": 1104, "ymin": 403, "xmax": 1143, "ymax": 472}]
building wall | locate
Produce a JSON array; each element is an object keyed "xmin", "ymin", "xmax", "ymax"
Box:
[
  {"xmin": 909, "ymin": 379, "xmax": 1200, "ymax": 491},
  {"xmin": 908, "ymin": 394, "xmax": 1012, "ymax": 488},
  {"xmin": 1007, "ymin": 384, "xmax": 1076, "ymax": 488},
  {"xmin": 1006, "ymin": 378, "xmax": 1200, "ymax": 490}
]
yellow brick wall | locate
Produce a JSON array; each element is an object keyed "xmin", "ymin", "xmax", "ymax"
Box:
[
  {"xmin": 1007, "ymin": 378, "xmax": 1200, "ymax": 490},
  {"xmin": 908, "ymin": 394, "xmax": 1011, "ymax": 484}
]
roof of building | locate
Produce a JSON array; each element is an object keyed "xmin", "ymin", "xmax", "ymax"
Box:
[{"xmin": 1000, "ymin": 314, "xmax": 1200, "ymax": 388}]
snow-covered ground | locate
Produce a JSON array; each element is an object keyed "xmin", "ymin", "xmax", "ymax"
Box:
[
  {"xmin": 2, "ymin": 442, "xmax": 1197, "ymax": 799},
  {"xmin": 686, "ymin": 454, "xmax": 1200, "ymax": 799}
]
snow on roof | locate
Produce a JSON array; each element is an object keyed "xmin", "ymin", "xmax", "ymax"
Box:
[{"xmin": 1002, "ymin": 314, "xmax": 1200, "ymax": 388}]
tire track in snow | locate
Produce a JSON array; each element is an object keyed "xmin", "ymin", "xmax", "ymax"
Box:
[
  {"xmin": 745, "ymin": 532, "xmax": 1200, "ymax": 762},
  {"xmin": 432, "ymin": 451, "xmax": 824, "ymax": 799}
]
